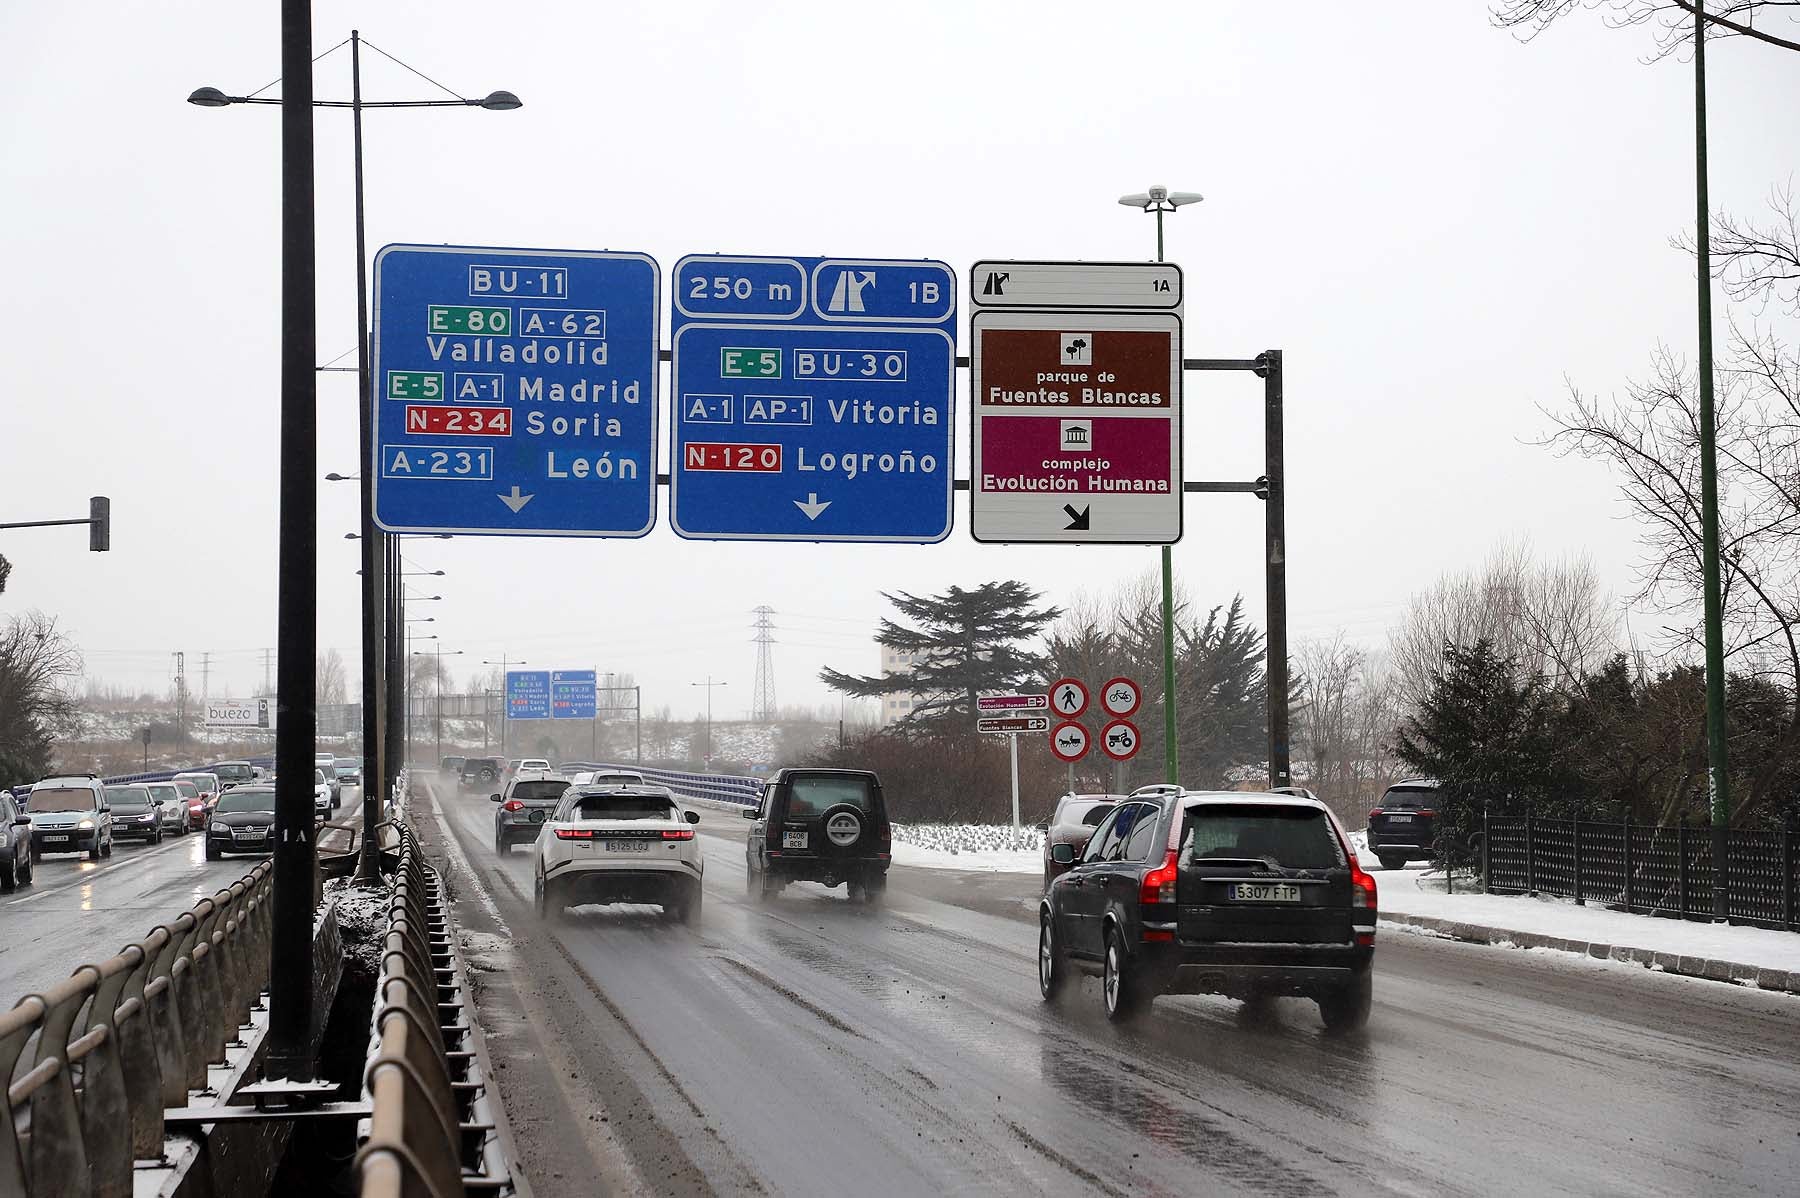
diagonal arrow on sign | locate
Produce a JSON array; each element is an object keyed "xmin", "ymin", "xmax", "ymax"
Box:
[
  {"xmin": 1062, "ymin": 504, "xmax": 1090, "ymax": 531},
  {"xmin": 498, "ymin": 485, "xmax": 534, "ymax": 513},
  {"xmin": 794, "ymin": 493, "xmax": 831, "ymax": 520}
]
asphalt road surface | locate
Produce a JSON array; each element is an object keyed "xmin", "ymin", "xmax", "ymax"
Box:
[{"xmin": 423, "ymin": 781, "xmax": 1800, "ymax": 1197}]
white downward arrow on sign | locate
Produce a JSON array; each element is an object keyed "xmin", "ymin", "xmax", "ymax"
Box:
[
  {"xmin": 498, "ymin": 486, "xmax": 534, "ymax": 513},
  {"xmin": 794, "ymin": 493, "xmax": 831, "ymax": 520}
]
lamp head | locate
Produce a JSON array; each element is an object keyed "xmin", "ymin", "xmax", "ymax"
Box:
[
  {"xmin": 187, "ymin": 86, "xmax": 233, "ymax": 108},
  {"xmin": 1117, "ymin": 193, "xmax": 1151, "ymax": 209},
  {"xmin": 479, "ymin": 90, "xmax": 522, "ymax": 111},
  {"xmin": 1147, "ymin": 184, "xmax": 1168, "ymax": 203}
]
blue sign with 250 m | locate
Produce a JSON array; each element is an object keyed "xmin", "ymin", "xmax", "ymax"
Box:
[
  {"xmin": 669, "ymin": 255, "xmax": 957, "ymax": 542},
  {"xmin": 372, "ymin": 244, "xmax": 661, "ymax": 538}
]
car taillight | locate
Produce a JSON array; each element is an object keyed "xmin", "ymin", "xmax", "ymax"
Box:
[
  {"xmin": 554, "ymin": 828, "xmax": 593, "ymax": 840},
  {"xmin": 1139, "ymin": 849, "xmax": 1179, "ymax": 905},
  {"xmin": 661, "ymin": 829, "xmax": 694, "ymax": 841},
  {"xmin": 1368, "ymin": 808, "xmax": 1383, "ymax": 820},
  {"xmin": 1351, "ymin": 860, "xmax": 1377, "ymax": 910},
  {"xmin": 502, "ymin": 800, "xmax": 525, "ymax": 812},
  {"xmin": 1414, "ymin": 809, "xmax": 1436, "ymax": 818}
]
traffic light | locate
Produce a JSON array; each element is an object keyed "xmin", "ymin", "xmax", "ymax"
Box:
[{"xmin": 89, "ymin": 496, "xmax": 110, "ymax": 552}]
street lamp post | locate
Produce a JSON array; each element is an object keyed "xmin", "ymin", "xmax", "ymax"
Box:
[
  {"xmin": 405, "ymin": 630, "xmax": 436, "ymax": 775},
  {"xmin": 690, "ymin": 677, "xmax": 728, "ymax": 765},
  {"xmin": 429, "ymin": 646, "xmax": 464, "ymax": 765},
  {"xmin": 1118, "ymin": 184, "xmax": 1203, "ymax": 787},
  {"xmin": 194, "ymin": 35, "xmax": 518, "ymax": 886},
  {"xmin": 483, "ymin": 657, "xmax": 526, "ymax": 757}
]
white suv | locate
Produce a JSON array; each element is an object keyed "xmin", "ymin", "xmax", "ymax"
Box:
[{"xmin": 533, "ymin": 785, "xmax": 703, "ymax": 925}]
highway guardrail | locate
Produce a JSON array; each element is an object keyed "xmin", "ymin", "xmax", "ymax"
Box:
[
  {"xmin": 356, "ymin": 822, "xmax": 515, "ymax": 1198},
  {"xmin": 592, "ymin": 762, "xmax": 762, "ymax": 807},
  {"xmin": 0, "ymin": 863, "xmax": 273, "ymax": 1197}
]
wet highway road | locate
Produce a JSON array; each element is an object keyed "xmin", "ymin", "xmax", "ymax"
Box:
[
  {"xmin": 424, "ymin": 783, "xmax": 1800, "ymax": 1197},
  {"xmin": 0, "ymin": 789, "xmax": 358, "ymax": 1001}
]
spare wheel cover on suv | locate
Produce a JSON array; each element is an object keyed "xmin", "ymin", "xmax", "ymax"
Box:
[{"xmin": 820, "ymin": 803, "xmax": 865, "ymax": 851}]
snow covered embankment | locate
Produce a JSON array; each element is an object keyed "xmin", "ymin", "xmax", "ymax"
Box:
[{"xmin": 890, "ymin": 824, "xmax": 1043, "ymax": 874}]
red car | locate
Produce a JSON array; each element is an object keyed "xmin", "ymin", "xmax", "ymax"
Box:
[{"xmin": 171, "ymin": 777, "xmax": 208, "ymax": 830}]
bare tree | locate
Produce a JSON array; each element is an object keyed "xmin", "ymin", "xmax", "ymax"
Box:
[
  {"xmin": 1492, "ymin": 1, "xmax": 1800, "ymax": 58},
  {"xmin": 317, "ymin": 649, "xmax": 348, "ymax": 706},
  {"xmin": 0, "ymin": 612, "xmax": 84, "ymax": 786},
  {"xmin": 1295, "ymin": 636, "xmax": 1406, "ymax": 820},
  {"xmin": 1388, "ymin": 543, "xmax": 1619, "ymax": 707}
]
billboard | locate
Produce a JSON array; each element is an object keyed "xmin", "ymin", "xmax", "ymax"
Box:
[{"xmin": 203, "ymin": 698, "xmax": 275, "ymax": 729}]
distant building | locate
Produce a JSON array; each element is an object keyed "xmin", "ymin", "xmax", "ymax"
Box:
[{"xmin": 878, "ymin": 644, "xmax": 926, "ymax": 728}]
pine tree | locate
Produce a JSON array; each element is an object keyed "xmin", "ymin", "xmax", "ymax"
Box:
[{"xmin": 820, "ymin": 582, "xmax": 1061, "ymax": 736}]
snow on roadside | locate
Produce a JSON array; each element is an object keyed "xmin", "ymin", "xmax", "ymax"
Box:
[
  {"xmin": 890, "ymin": 823, "xmax": 1042, "ymax": 874},
  {"xmin": 1349, "ymin": 831, "xmax": 1800, "ymax": 975}
]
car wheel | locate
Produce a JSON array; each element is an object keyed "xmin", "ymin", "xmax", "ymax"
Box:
[
  {"xmin": 1376, "ymin": 854, "xmax": 1405, "ymax": 872},
  {"xmin": 1102, "ymin": 927, "xmax": 1147, "ymax": 1023},
  {"xmin": 1318, "ymin": 967, "xmax": 1373, "ymax": 1034},
  {"xmin": 494, "ymin": 830, "xmax": 508, "ymax": 857},
  {"xmin": 205, "ymin": 842, "xmax": 220, "ymax": 861},
  {"xmin": 846, "ymin": 881, "xmax": 867, "ymax": 905},
  {"xmin": 89, "ymin": 841, "xmax": 102, "ymax": 862},
  {"xmin": 682, "ymin": 885, "xmax": 703, "ymax": 927},
  {"xmin": 863, "ymin": 876, "xmax": 886, "ymax": 908},
  {"xmin": 1038, "ymin": 913, "xmax": 1068, "ymax": 1002},
  {"xmin": 0, "ymin": 861, "xmax": 14, "ymax": 893},
  {"xmin": 19, "ymin": 852, "xmax": 32, "ymax": 886},
  {"xmin": 758, "ymin": 869, "xmax": 781, "ymax": 904},
  {"xmin": 101, "ymin": 836, "xmax": 112, "ymax": 858},
  {"xmin": 153, "ymin": 828, "xmax": 163, "ymax": 845},
  {"xmin": 533, "ymin": 873, "xmax": 549, "ymax": 920}
]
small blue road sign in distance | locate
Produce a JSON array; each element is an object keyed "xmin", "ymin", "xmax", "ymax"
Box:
[
  {"xmin": 372, "ymin": 244, "xmax": 660, "ymax": 537},
  {"xmin": 506, "ymin": 671, "xmax": 551, "ymax": 721},
  {"xmin": 550, "ymin": 670, "xmax": 597, "ymax": 720},
  {"xmin": 669, "ymin": 255, "xmax": 956, "ymax": 542}
]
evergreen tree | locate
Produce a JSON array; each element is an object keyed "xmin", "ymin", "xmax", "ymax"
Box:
[
  {"xmin": 1392, "ymin": 640, "xmax": 1569, "ymax": 867},
  {"xmin": 820, "ymin": 582, "xmax": 1061, "ymax": 736},
  {"xmin": 1177, "ymin": 597, "xmax": 1271, "ymax": 787}
]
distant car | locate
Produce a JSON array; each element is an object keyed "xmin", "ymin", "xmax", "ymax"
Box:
[
  {"xmin": 107, "ymin": 785, "xmax": 166, "ymax": 843},
  {"xmin": 440, "ymin": 755, "xmax": 466, "ymax": 780},
  {"xmin": 492, "ymin": 770, "xmax": 574, "ymax": 855},
  {"xmin": 25, "ymin": 775, "xmax": 113, "ymax": 860},
  {"xmin": 569, "ymin": 770, "xmax": 646, "ymax": 788},
  {"xmin": 314, "ymin": 755, "xmax": 342, "ymax": 806},
  {"xmin": 1043, "ymin": 793, "xmax": 1125, "ymax": 890},
  {"xmin": 143, "ymin": 782, "xmax": 190, "ymax": 835},
  {"xmin": 174, "ymin": 771, "xmax": 222, "ymax": 815},
  {"xmin": 313, "ymin": 769, "xmax": 333, "ymax": 816},
  {"xmin": 0, "ymin": 791, "xmax": 35, "ymax": 892},
  {"xmin": 334, "ymin": 757, "xmax": 363, "ymax": 786},
  {"xmin": 460, "ymin": 756, "xmax": 504, "ymax": 793},
  {"xmin": 1038, "ymin": 790, "xmax": 1376, "ymax": 1029},
  {"xmin": 211, "ymin": 761, "xmax": 259, "ymax": 790},
  {"xmin": 206, "ymin": 785, "xmax": 277, "ymax": 859},
  {"xmin": 519, "ymin": 758, "xmax": 552, "ymax": 772},
  {"xmin": 170, "ymin": 778, "xmax": 207, "ymax": 830},
  {"xmin": 534, "ymin": 784, "xmax": 703, "ymax": 924},
  {"xmin": 743, "ymin": 768, "xmax": 891, "ymax": 905},
  {"xmin": 1366, "ymin": 780, "xmax": 1441, "ymax": 871}
]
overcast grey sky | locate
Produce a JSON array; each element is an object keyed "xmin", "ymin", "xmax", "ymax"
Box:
[{"xmin": 4, "ymin": 2, "xmax": 1797, "ymax": 720}]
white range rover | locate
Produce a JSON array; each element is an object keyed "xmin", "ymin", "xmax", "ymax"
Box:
[{"xmin": 533, "ymin": 785, "xmax": 704, "ymax": 925}]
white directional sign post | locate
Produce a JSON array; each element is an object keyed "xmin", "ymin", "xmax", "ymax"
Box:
[
  {"xmin": 976, "ymin": 693, "xmax": 1048, "ymax": 830},
  {"xmin": 969, "ymin": 262, "xmax": 1183, "ymax": 544}
]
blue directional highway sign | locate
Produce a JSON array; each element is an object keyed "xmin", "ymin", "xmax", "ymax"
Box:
[
  {"xmin": 373, "ymin": 244, "xmax": 660, "ymax": 537},
  {"xmin": 506, "ymin": 671, "xmax": 550, "ymax": 720},
  {"xmin": 669, "ymin": 255, "xmax": 956, "ymax": 541},
  {"xmin": 550, "ymin": 670, "xmax": 597, "ymax": 720}
]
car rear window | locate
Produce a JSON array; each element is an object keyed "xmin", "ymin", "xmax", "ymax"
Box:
[
  {"xmin": 786, "ymin": 776, "xmax": 873, "ymax": 817},
  {"xmin": 107, "ymin": 787, "xmax": 151, "ymax": 809},
  {"xmin": 1381, "ymin": 787, "xmax": 1438, "ymax": 809},
  {"xmin": 1181, "ymin": 805, "xmax": 1345, "ymax": 870},
  {"xmin": 512, "ymin": 780, "xmax": 570, "ymax": 802},
  {"xmin": 569, "ymin": 792, "xmax": 674, "ymax": 821},
  {"xmin": 215, "ymin": 765, "xmax": 254, "ymax": 780},
  {"xmin": 147, "ymin": 785, "xmax": 180, "ymax": 801},
  {"xmin": 215, "ymin": 790, "xmax": 276, "ymax": 814}
]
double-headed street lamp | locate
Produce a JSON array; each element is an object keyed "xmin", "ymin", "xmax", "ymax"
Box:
[
  {"xmin": 691, "ymin": 677, "xmax": 728, "ymax": 765},
  {"xmin": 1118, "ymin": 185, "xmax": 1202, "ymax": 789},
  {"xmin": 194, "ymin": 33, "xmax": 519, "ymax": 889},
  {"xmin": 413, "ymin": 646, "xmax": 465, "ymax": 764}
]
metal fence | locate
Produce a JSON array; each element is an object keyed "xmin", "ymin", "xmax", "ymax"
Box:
[
  {"xmin": 1485, "ymin": 814, "xmax": 1799, "ymax": 931},
  {"xmin": 0, "ymin": 863, "xmax": 274, "ymax": 1197},
  {"xmin": 592, "ymin": 761, "xmax": 762, "ymax": 807},
  {"xmin": 357, "ymin": 823, "xmax": 513, "ymax": 1198}
]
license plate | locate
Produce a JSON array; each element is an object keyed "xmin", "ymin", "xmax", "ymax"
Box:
[
  {"xmin": 1387, "ymin": 814, "xmax": 1414, "ymax": 823},
  {"xmin": 236, "ymin": 830, "xmax": 266, "ymax": 839},
  {"xmin": 783, "ymin": 831, "xmax": 808, "ymax": 849},
  {"xmin": 604, "ymin": 840, "xmax": 650, "ymax": 853},
  {"xmin": 43, "ymin": 835, "xmax": 69, "ymax": 843},
  {"xmin": 1232, "ymin": 883, "xmax": 1301, "ymax": 903}
]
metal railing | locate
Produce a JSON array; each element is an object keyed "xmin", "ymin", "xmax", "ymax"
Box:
[
  {"xmin": 0, "ymin": 863, "xmax": 274, "ymax": 1197},
  {"xmin": 1485, "ymin": 813, "xmax": 1799, "ymax": 931},
  {"xmin": 592, "ymin": 761, "xmax": 762, "ymax": 807},
  {"xmin": 357, "ymin": 823, "xmax": 513, "ymax": 1198}
]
